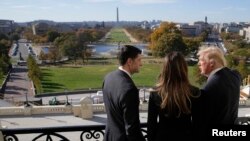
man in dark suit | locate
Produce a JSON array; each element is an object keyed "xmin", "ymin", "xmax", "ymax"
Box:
[
  {"xmin": 102, "ymin": 45, "xmax": 145, "ymax": 141},
  {"xmin": 197, "ymin": 46, "xmax": 241, "ymax": 136}
]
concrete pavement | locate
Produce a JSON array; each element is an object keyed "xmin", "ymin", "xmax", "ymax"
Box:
[{"xmin": 3, "ymin": 66, "xmax": 34, "ymax": 103}]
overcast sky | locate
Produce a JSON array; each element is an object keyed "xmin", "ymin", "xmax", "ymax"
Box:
[{"xmin": 1, "ymin": 0, "xmax": 250, "ymax": 23}]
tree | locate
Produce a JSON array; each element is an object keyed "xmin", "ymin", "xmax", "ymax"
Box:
[
  {"xmin": 0, "ymin": 57, "xmax": 8, "ymax": 74},
  {"xmin": 150, "ymin": 22, "xmax": 187, "ymax": 57},
  {"xmin": 193, "ymin": 65, "xmax": 207, "ymax": 86},
  {"xmin": 0, "ymin": 35, "xmax": 11, "ymax": 77},
  {"xmin": 0, "ymin": 68, "xmax": 3, "ymax": 79},
  {"xmin": 47, "ymin": 47, "xmax": 61, "ymax": 64},
  {"xmin": 236, "ymin": 60, "xmax": 249, "ymax": 79},
  {"xmin": 62, "ymin": 35, "xmax": 79, "ymax": 64},
  {"xmin": 27, "ymin": 55, "xmax": 42, "ymax": 94},
  {"xmin": 0, "ymin": 39, "xmax": 11, "ymax": 56},
  {"xmin": 183, "ymin": 37, "xmax": 202, "ymax": 53},
  {"xmin": 10, "ymin": 33, "xmax": 20, "ymax": 42},
  {"xmin": 47, "ymin": 31, "xmax": 60, "ymax": 42},
  {"xmin": 0, "ymin": 39, "xmax": 11, "ymax": 74},
  {"xmin": 225, "ymin": 54, "xmax": 236, "ymax": 68},
  {"xmin": 199, "ymin": 30, "xmax": 209, "ymax": 41}
]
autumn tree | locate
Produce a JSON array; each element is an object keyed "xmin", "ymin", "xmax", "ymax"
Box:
[
  {"xmin": 27, "ymin": 55, "xmax": 42, "ymax": 94},
  {"xmin": 150, "ymin": 22, "xmax": 187, "ymax": 57}
]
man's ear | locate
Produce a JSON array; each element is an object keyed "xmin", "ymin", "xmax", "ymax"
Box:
[
  {"xmin": 127, "ymin": 58, "xmax": 132, "ymax": 65},
  {"xmin": 209, "ymin": 59, "xmax": 215, "ymax": 67}
]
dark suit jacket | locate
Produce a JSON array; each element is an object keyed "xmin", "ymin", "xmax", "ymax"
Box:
[
  {"xmin": 102, "ymin": 70, "xmax": 145, "ymax": 141},
  {"xmin": 147, "ymin": 85, "xmax": 201, "ymax": 141},
  {"xmin": 199, "ymin": 67, "xmax": 241, "ymax": 136}
]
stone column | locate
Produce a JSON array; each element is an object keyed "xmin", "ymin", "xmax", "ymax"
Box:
[{"xmin": 80, "ymin": 97, "xmax": 93, "ymax": 119}]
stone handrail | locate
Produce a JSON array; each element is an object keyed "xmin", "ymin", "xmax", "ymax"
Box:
[
  {"xmin": 0, "ymin": 107, "xmax": 24, "ymax": 116},
  {"xmin": 92, "ymin": 104, "xmax": 105, "ymax": 112},
  {"xmin": 0, "ymin": 102, "xmax": 147, "ymax": 117}
]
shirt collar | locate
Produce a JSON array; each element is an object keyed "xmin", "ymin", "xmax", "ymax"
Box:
[{"xmin": 119, "ymin": 66, "xmax": 131, "ymax": 78}]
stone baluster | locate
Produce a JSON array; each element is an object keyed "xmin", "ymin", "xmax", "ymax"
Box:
[{"xmin": 80, "ymin": 97, "xmax": 93, "ymax": 119}]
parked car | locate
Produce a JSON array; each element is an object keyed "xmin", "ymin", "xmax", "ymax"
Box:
[
  {"xmin": 91, "ymin": 91, "xmax": 103, "ymax": 104},
  {"xmin": 17, "ymin": 60, "xmax": 27, "ymax": 66}
]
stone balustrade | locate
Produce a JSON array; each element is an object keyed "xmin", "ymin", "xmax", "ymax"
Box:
[
  {"xmin": 0, "ymin": 97, "xmax": 150, "ymax": 118},
  {"xmin": 0, "ymin": 107, "xmax": 24, "ymax": 116}
]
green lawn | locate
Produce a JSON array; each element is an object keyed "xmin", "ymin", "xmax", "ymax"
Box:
[
  {"xmin": 106, "ymin": 28, "xmax": 131, "ymax": 43},
  {"xmin": 40, "ymin": 64, "xmax": 198, "ymax": 93}
]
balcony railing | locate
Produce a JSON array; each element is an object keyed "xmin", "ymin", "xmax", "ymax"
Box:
[
  {"xmin": 1, "ymin": 117, "xmax": 250, "ymax": 141},
  {"xmin": 1, "ymin": 123, "xmax": 148, "ymax": 141}
]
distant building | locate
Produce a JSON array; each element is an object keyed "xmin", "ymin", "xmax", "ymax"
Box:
[
  {"xmin": 32, "ymin": 22, "xmax": 49, "ymax": 35},
  {"xmin": 194, "ymin": 21, "xmax": 207, "ymax": 32},
  {"xmin": 246, "ymin": 27, "xmax": 250, "ymax": 41},
  {"xmin": 141, "ymin": 21, "xmax": 150, "ymax": 29},
  {"xmin": 239, "ymin": 28, "xmax": 246, "ymax": 37},
  {"xmin": 177, "ymin": 24, "xmax": 201, "ymax": 37},
  {"xmin": 0, "ymin": 19, "xmax": 14, "ymax": 35},
  {"xmin": 225, "ymin": 26, "xmax": 241, "ymax": 33},
  {"xmin": 151, "ymin": 23, "xmax": 160, "ymax": 30},
  {"xmin": 239, "ymin": 26, "xmax": 250, "ymax": 41}
]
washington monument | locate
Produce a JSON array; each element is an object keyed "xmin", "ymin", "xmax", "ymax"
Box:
[{"xmin": 116, "ymin": 7, "xmax": 119, "ymax": 24}]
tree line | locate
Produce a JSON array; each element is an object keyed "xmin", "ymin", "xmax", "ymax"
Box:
[
  {"xmin": 0, "ymin": 34, "xmax": 14, "ymax": 80},
  {"xmin": 23, "ymin": 27, "xmax": 110, "ymax": 65}
]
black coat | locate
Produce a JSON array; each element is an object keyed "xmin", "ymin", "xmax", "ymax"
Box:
[
  {"xmin": 147, "ymin": 85, "xmax": 201, "ymax": 141},
  {"xmin": 103, "ymin": 70, "xmax": 145, "ymax": 141},
  {"xmin": 199, "ymin": 67, "xmax": 241, "ymax": 135}
]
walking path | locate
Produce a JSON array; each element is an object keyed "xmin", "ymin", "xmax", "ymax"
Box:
[
  {"xmin": 122, "ymin": 28, "xmax": 139, "ymax": 43},
  {"xmin": 3, "ymin": 65, "xmax": 34, "ymax": 104}
]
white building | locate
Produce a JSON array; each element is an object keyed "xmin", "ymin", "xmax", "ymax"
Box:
[{"xmin": 239, "ymin": 26, "xmax": 250, "ymax": 41}]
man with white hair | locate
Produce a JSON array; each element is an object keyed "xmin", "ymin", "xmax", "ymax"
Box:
[{"xmin": 197, "ymin": 46, "xmax": 241, "ymax": 136}]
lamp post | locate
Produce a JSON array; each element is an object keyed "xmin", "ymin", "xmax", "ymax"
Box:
[
  {"xmin": 25, "ymin": 91, "xmax": 30, "ymax": 107},
  {"xmin": 25, "ymin": 77, "xmax": 30, "ymax": 107},
  {"xmin": 143, "ymin": 86, "xmax": 147, "ymax": 103},
  {"xmin": 64, "ymin": 89, "xmax": 70, "ymax": 106}
]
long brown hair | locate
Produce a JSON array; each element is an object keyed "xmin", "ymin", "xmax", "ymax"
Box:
[{"xmin": 156, "ymin": 52, "xmax": 193, "ymax": 117}]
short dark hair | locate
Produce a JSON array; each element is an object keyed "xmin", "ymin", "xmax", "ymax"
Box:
[{"xmin": 118, "ymin": 45, "xmax": 142, "ymax": 66}]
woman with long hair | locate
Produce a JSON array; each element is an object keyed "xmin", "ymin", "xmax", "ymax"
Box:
[{"xmin": 147, "ymin": 51, "xmax": 201, "ymax": 140}]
